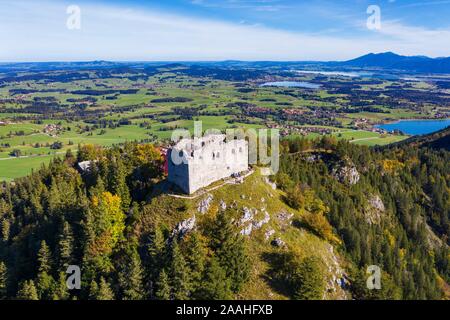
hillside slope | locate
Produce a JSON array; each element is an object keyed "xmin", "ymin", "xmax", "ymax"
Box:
[{"xmin": 136, "ymin": 170, "xmax": 350, "ymax": 299}]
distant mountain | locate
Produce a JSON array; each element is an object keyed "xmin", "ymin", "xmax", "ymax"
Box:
[{"xmin": 338, "ymin": 52, "xmax": 450, "ymax": 73}]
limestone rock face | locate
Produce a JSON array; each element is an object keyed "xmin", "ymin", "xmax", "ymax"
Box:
[
  {"xmin": 172, "ymin": 215, "xmax": 196, "ymax": 239},
  {"xmin": 264, "ymin": 229, "xmax": 275, "ymax": 241},
  {"xmin": 240, "ymin": 207, "xmax": 256, "ymax": 225},
  {"xmin": 332, "ymin": 161, "xmax": 360, "ymax": 185},
  {"xmin": 276, "ymin": 211, "xmax": 294, "ymax": 226},
  {"xmin": 364, "ymin": 194, "xmax": 385, "ymax": 225},
  {"xmin": 240, "ymin": 224, "xmax": 253, "ymax": 236},
  {"xmin": 220, "ymin": 200, "xmax": 227, "ymax": 211},
  {"xmin": 197, "ymin": 194, "xmax": 213, "ymax": 214},
  {"xmin": 253, "ymin": 210, "xmax": 270, "ymax": 230}
]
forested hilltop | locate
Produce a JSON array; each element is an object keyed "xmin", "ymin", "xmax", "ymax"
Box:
[{"xmin": 0, "ymin": 129, "xmax": 448, "ymax": 300}]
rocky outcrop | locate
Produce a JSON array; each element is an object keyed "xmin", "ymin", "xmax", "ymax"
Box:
[
  {"xmin": 197, "ymin": 194, "xmax": 213, "ymax": 214},
  {"xmin": 264, "ymin": 229, "xmax": 275, "ymax": 241},
  {"xmin": 253, "ymin": 210, "xmax": 270, "ymax": 230},
  {"xmin": 364, "ymin": 194, "xmax": 385, "ymax": 225},
  {"xmin": 323, "ymin": 245, "xmax": 351, "ymax": 300},
  {"xmin": 172, "ymin": 215, "xmax": 196, "ymax": 239},
  {"xmin": 240, "ymin": 224, "xmax": 253, "ymax": 236},
  {"xmin": 220, "ymin": 200, "xmax": 227, "ymax": 211},
  {"xmin": 239, "ymin": 206, "xmax": 271, "ymax": 236},
  {"xmin": 276, "ymin": 211, "xmax": 294, "ymax": 227},
  {"xmin": 332, "ymin": 161, "xmax": 360, "ymax": 185},
  {"xmin": 240, "ymin": 207, "xmax": 256, "ymax": 225}
]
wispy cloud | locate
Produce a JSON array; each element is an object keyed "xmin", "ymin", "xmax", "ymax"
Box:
[{"xmin": 0, "ymin": 0, "xmax": 449, "ymax": 61}]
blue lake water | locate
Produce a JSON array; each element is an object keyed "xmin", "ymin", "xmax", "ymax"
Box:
[
  {"xmin": 375, "ymin": 119, "xmax": 450, "ymax": 135},
  {"xmin": 260, "ymin": 81, "xmax": 321, "ymax": 89}
]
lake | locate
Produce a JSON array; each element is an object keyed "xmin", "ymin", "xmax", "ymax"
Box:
[
  {"xmin": 260, "ymin": 81, "xmax": 321, "ymax": 89},
  {"xmin": 375, "ymin": 119, "xmax": 450, "ymax": 135}
]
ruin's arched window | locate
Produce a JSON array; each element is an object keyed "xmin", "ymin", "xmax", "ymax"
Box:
[
  {"xmin": 212, "ymin": 153, "xmax": 215, "ymax": 160},
  {"xmin": 232, "ymin": 149, "xmax": 236, "ymax": 154},
  {"xmin": 216, "ymin": 152, "xmax": 220, "ymax": 158},
  {"xmin": 239, "ymin": 147, "xmax": 243, "ymax": 153}
]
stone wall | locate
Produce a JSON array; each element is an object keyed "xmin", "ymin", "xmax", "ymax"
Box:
[{"xmin": 168, "ymin": 135, "xmax": 249, "ymax": 194}]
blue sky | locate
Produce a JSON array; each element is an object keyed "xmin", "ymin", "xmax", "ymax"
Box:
[{"xmin": 1, "ymin": 0, "xmax": 450, "ymax": 61}]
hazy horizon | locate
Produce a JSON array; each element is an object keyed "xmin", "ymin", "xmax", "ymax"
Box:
[{"xmin": 1, "ymin": 0, "xmax": 450, "ymax": 62}]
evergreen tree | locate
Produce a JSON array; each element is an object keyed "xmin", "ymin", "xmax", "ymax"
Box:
[
  {"xmin": 57, "ymin": 221, "xmax": 74, "ymax": 269},
  {"xmin": 119, "ymin": 251, "xmax": 145, "ymax": 300},
  {"xmin": 170, "ymin": 240, "xmax": 191, "ymax": 300},
  {"xmin": 209, "ymin": 209, "xmax": 250, "ymax": 293},
  {"xmin": 0, "ymin": 261, "xmax": 7, "ymax": 299},
  {"xmin": 155, "ymin": 269, "xmax": 171, "ymax": 300},
  {"xmin": 146, "ymin": 224, "xmax": 166, "ymax": 296},
  {"xmin": 96, "ymin": 277, "xmax": 115, "ymax": 300},
  {"xmin": 195, "ymin": 256, "xmax": 232, "ymax": 300},
  {"xmin": 292, "ymin": 256, "xmax": 325, "ymax": 300},
  {"xmin": 36, "ymin": 240, "xmax": 56, "ymax": 300},
  {"xmin": 88, "ymin": 280, "xmax": 99, "ymax": 300},
  {"xmin": 17, "ymin": 280, "xmax": 39, "ymax": 300},
  {"xmin": 1, "ymin": 218, "xmax": 9, "ymax": 242},
  {"xmin": 53, "ymin": 272, "xmax": 70, "ymax": 300},
  {"xmin": 185, "ymin": 232, "xmax": 207, "ymax": 285},
  {"xmin": 109, "ymin": 158, "xmax": 131, "ymax": 212},
  {"xmin": 37, "ymin": 240, "xmax": 52, "ymax": 274}
]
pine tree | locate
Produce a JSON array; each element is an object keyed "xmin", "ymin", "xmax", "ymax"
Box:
[
  {"xmin": 97, "ymin": 277, "xmax": 115, "ymax": 300},
  {"xmin": 146, "ymin": 224, "xmax": 166, "ymax": 296},
  {"xmin": 195, "ymin": 256, "xmax": 232, "ymax": 300},
  {"xmin": 109, "ymin": 158, "xmax": 131, "ymax": 212},
  {"xmin": 88, "ymin": 280, "xmax": 99, "ymax": 300},
  {"xmin": 17, "ymin": 280, "xmax": 39, "ymax": 300},
  {"xmin": 119, "ymin": 251, "xmax": 146, "ymax": 300},
  {"xmin": 185, "ymin": 232, "xmax": 207, "ymax": 285},
  {"xmin": 155, "ymin": 269, "xmax": 171, "ymax": 300},
  {"xmin": 1, "ymin": 218, "xmax": 9, "ymax": 242},
  {"xmin": 57, "ymin": 221, "xmax": 74, "ymax": 269},
  {"xmin": 292, "ymin": 256, "xmax": 325, "ymax": 300},
  {"xmin": 209, "ymin": 209, "xmax": 250, "ymax": 293},
  {"xmin": 36, "ymin": 240, "xmax": 56, "ymax": 300},
  {"xmin": 37, "ymin": 240, "xmax": 52, "ymax": 274},
  {"xmin": 0, "ymin": 261, "xmax": 7, "ymax": 299},
  {"xmin": 52, "ymin": 272, "xmax": 70, "ymax": 300},
  {"xmin": 170, "ymin": 240, "xmax": 191, "ymax": 300}
]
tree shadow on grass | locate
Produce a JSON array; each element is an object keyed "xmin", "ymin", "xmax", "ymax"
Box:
[{"xmin": 260, "ymin": 251, "xmax": 295, "ymax": 299}]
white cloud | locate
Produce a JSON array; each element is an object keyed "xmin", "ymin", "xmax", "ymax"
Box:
[{"xmin": 0, "ymin": 0, "xmax": 449, "ymax": 61}]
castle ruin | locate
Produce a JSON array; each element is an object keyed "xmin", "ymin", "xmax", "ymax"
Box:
[{"xmin": 167, "ymin": 134, "xmax": 249, "ymax": 194}]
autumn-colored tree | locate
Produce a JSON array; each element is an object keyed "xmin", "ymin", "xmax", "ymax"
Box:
[{"xmin": 85, "ymin": 191, "xmax": 126, "ymax": 272}]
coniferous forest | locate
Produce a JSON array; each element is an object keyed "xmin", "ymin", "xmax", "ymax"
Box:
[{"xmin": 0, "ymin": 128, "xmax": 449, "ymax": 300}]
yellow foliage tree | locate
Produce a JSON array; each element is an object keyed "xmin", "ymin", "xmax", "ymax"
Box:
[{"xmin": 87, "ymin": 192, "xmax": 125, "ymax": 265}]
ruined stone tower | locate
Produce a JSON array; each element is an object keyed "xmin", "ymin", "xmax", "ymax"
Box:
[{"xmin": 167, "ymin": 134, "xmax": 249, "ymax": 194}]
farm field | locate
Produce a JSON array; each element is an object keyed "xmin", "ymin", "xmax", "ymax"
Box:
[{"xmin": 1, "ymin": 62, "xmax": 448, "ymax": 181}]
